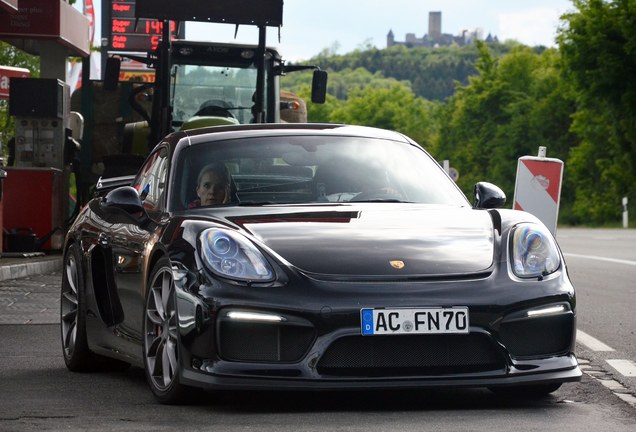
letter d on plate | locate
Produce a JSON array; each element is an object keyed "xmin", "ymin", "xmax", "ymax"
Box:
[{"xmin": 361, "ymin": 309, "xmax": 374, "ymax": 335}]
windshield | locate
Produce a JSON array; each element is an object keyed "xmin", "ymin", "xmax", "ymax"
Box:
[
  {"xmin": 171, "ymin": 135, "xmax": 469, "ymax": 210},
  {"xmin": 170, "ymin": 65, "xmax": 258, "ymax": 126}
]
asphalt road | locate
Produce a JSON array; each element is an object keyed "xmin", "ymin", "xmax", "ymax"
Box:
[
  {"xmin": 0, "ymin": 228, "xmax": 635, "ymax": 431},
  {"xmin": 557, "ymin": 228, "xmax": 636, "ymax": 358},
  {"xmin": 1, "ymin": 324, "xmax": 636, "ymax": 432},
  {"xmin": 556, "ymin": 228, "xmax": 636, "ymax": 406}
]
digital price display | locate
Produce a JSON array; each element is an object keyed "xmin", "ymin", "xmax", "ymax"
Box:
[{"xmin": 108, "ymin": 0, "xmax": 179, "ymax": 52}]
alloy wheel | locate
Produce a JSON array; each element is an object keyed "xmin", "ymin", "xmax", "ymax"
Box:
[
  {"xmin": 61, "ymin": 250, "xmax": 79, "ymax": 359},
  {"xmin": 144, "ymin": 266, "xmax": 179, "ymax": 391}
]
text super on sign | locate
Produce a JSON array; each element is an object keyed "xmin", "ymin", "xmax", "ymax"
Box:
[{"xmin": 109, "ymin": 0, "xmax": 177, "ymax": 52}]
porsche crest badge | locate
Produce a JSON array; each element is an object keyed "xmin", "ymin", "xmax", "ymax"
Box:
[{"xmin": 390, "ymin": 260, "xmax": 405, "ymax": 269}]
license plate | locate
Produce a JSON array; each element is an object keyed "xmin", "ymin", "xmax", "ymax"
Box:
[{"xmin": 360, "ymin": 307, "xmax": 469, "ymax": 335}]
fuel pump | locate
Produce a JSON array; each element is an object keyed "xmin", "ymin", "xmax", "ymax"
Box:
[
  {"xmin": 9, "ymin": 78, "xmax": 69, "ymax": 167},
  {"xmin": 3, "ymin": 78, "xmax": 74, "ymax": 252}
]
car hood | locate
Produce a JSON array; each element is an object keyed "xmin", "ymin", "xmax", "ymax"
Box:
[{"xmin": 226, "ymin": 205, "xmax": 495, "ymax": 277}]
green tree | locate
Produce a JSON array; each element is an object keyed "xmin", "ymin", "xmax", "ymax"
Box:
[
  {"xmin": 282, "ymin": 67, "xmax": 416, "ymax": 124},
  {"xmin": 292, "ymin": 84, "xmax": 343, "ymax": 123},
  {"xmin": 307, "ymin": 42, "xmax": 519, "ymax": 102},
  {"xmin": 434, "ymin": 43, "xmax": 577, "ymax": 206},
  {"xmin": 329, "ymin": 82, "xmax": 436, "ymax": 146},
  {"xmin": 558, "ymin": 0, "xmax": 636, "ymax": 224}
]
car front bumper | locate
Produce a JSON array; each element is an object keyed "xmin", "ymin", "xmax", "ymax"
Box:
[{"xmin": 174, "ymin": 266, "xmax": 581, "ymax": 391}]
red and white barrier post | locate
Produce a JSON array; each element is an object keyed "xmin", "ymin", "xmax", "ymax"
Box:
[{"xmin": 513, "ymin": 147, "xmax": 564, "ymax": 236}]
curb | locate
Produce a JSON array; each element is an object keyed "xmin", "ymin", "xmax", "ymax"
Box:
[
  {"xmin": 579, "ymin": 358, "xmax": 636, "ymax": 409},
  {"xmin": 0, "ymin": 256, "xmax": 63, "ymax": 282}
]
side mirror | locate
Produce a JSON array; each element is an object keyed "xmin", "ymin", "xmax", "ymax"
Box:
[
  {"xmin": 473, "ymin": 182, "xmax": 506, "ymax": 209},
  {"xmin": 311, "ymin": 70, "xmax": 328, "ymax": 104},
  {"xmin": 101, "ymin": 186, "xmax": 145, "ymax": 215}
]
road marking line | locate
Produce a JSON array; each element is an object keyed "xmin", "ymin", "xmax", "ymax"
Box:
[
  {"xmin": 564, "ymin": 253, "xmax": 636, "ymax": 267},
  {"xmin": 606, "ymin": 359, "xmax": 636, "ymax": 377},
  {"xmin": 577, "ymin": 330, "xmax": 615, "ymax": 352}
]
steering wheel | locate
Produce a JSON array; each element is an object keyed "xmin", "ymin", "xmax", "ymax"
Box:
[{"xmin": 194, "ymin": 105, "xmax": 236, "ymax": 119}]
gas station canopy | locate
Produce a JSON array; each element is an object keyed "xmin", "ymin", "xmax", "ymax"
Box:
[
  {"xmin": 0, "ymin": 0, "xmax": 18, "ymax": 13},
  {"xmin": 0, "ymin": 0, "xmax": 90, "ymax": 57},
  {"xmin": 136, "ymin": 0, "xmax": 283, "ymax": 26}
]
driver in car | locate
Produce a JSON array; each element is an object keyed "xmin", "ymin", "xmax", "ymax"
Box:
[{"xmin": 188, "ymin": 162, "xmax": 231, "ymax": 207}]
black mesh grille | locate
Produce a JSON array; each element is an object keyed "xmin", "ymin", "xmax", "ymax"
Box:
[
  {"xmin": 219, "ymin": 321, "xmax": 314, "ymax": 362},
  {"xmin": 499, "ymin": 313, "xmax": 574, "ymax": 357},
  {"xmin": 317, "ymin": 334, "xmax": 504, "ymax": 377}
]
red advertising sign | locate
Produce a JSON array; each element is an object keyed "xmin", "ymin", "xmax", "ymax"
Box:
[
  {"xmin": 0, "ymin": 66, "xmax": 31, "ymax": 100},
  {"xmin": 86, "ymin": 0, "xmax": 96, "ymax": 43}
]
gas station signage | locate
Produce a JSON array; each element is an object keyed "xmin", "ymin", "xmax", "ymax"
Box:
[
  {"xmin": 106, "ymin": 0, "xmax": 179, "ymax": 52},
  {"xmin": 119, "ymin": 70, "xmax": 155, "ymax": 83},
  {"xmin": 0, "ymin": 66, "xmax": 30, "ymax": 100},
  {"xmin": 0, "ymin": 0, "xmax": 90, "ymax": 56}
]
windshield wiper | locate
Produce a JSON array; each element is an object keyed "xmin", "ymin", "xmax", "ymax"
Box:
[
  {"xmin": 237, "ymin": 201, "xmax": 277, "ymax": 206},
  {"xmin": 350, "ymin": 199, "xmax": 410, "ymax": 203}
]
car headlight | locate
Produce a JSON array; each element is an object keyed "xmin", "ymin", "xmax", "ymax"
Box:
[
  {"xmin": 511, "ymin": 223, "xmax": 560, "ymax": 278},
  {"xmin": 199, "ymin": 228, "xmax": 274, "ymax": 282}
]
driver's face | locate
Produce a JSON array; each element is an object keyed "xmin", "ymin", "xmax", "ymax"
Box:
[{"xmin": 196, "ymin": 171, "xmax": 228, "ymax": 205}]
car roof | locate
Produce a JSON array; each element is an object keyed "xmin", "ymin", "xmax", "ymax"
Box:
[{"xmin": 171, "ymin": 123, "xmax": 413, "ymax": 147}]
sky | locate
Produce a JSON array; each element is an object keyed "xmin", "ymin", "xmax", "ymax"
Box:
[
  {"xmin": 88, "ymin": 0, "xmax": 575, "ymax": 63},
  {"xmin": 183, "ymin": 0, "xmax": 576, "ymax": 61}
]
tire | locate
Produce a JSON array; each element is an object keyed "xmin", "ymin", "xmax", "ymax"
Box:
[
  {"xmin": 143, "ymin": 257, "xmax": 188, "ymax": 404},
  {"xmin": 488, "ymin": 382, "xmax": 562, "ymax": 397},
  {"xmin": 60, "ymin": 243, "xmax": 93, "ymax": 371}
]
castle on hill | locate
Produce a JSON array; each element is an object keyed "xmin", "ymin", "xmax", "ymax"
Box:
[{"xmin": 387, "ymin": 11, "xmax": 498, "ymax": 48}]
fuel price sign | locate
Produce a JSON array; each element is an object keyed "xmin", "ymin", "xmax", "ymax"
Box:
[{"xmin": 106, "ymin": 0, "xmax": 180, "ymax": 52}]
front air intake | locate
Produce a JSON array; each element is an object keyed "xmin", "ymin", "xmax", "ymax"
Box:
[
  {"xmin": 218, "ymin": 321, "xmax": 315, "ymax": 362},
  {"xmin": 317, "ymin": 334, "xmax": 505, "ymax": 377}
]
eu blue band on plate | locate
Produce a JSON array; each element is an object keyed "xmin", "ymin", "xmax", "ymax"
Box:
[{"xmin": 361, "ymin": 309, "xmax": 374, "ymax": 335}]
